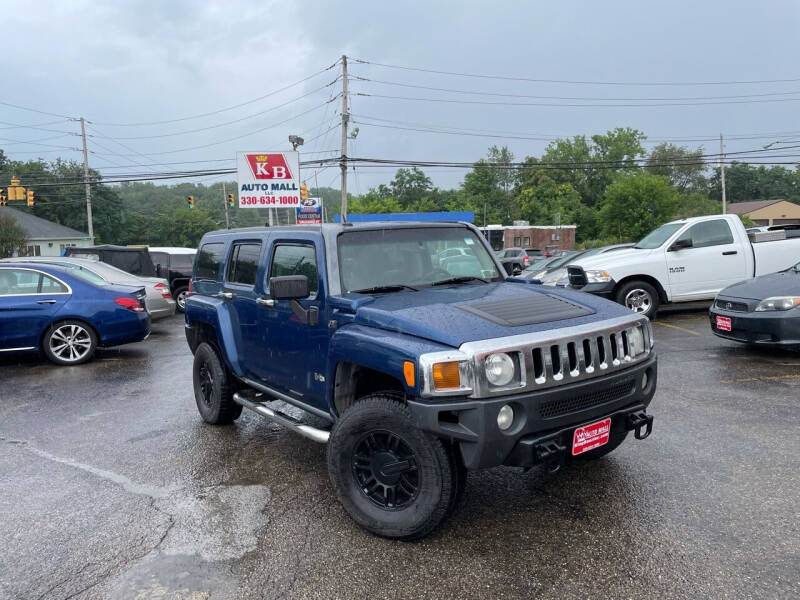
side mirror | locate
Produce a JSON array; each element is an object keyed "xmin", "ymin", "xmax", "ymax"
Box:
[
  {"xmin": 269, "ymin": 275, "xmax": 309, "ymax": 300},
  {"xmin": 669, "ymin": 238, "xmax": 692, "ymax": 252}
]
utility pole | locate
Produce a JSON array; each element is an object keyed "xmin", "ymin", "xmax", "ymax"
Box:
[
  {"xmin": 222, "ymin": 181, "xmax": 230, "ymax": 229},
  {"xmin": 340, "ymin": 55, "xmax": 349, "ymax": 222},
  {"xmin": 79, "ymin": 117, "xmax": 94, "ymax": 242},
  {"xmin": 719, "ymin": 133, "xmax": 727, "ymax": 214}
]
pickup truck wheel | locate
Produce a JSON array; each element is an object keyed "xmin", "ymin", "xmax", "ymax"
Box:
[
  {"xmin": 573, "ymin": 430, "xmax": 628, "ymax": 461},
  {"xmin": 615, "ymin": 280, "xmax": 659, "ymax": 319},
  {"xmin": 192, "ymin": 342, "xmax": 242, "ymax": 424},
  {"xmin": 327, "ymin": 395, "xmax": 456, "ymax": 540}
]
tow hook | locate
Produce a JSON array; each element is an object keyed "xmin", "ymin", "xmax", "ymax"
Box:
[
  {"xmin": 535, "ymin": 439, "xmax": 566, "ymax": 473},
  {"xmin": 626, "ymin": 410, "xmax": 654, "ymax": 440}
]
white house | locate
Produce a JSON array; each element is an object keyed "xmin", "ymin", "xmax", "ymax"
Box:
[{"xmin": 0, "ymin": 206, "xmax": 92, "ymax": 257}]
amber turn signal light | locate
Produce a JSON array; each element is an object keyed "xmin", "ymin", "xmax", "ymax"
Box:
[
  {"xmin": 432, "ymin": 361, "xmax": 461, "ymax": 390},
  {"xmin": 403, "ymin": 361, "xmax": 415, "ymax": 387}
]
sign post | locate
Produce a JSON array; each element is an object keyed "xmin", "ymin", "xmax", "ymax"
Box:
[{"xmin": 236, "ymin": 151, "xmax": 301, "ymax": 210}]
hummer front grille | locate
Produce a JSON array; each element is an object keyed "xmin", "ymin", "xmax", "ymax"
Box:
[{"xmin": 460, "ymin": 314, "xmax": 653, "ymax": 398}]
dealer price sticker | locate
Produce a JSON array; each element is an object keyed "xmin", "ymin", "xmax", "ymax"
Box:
[{"xmin": 716, "ymin": 316, "xmax": 732, "ymax": 332}]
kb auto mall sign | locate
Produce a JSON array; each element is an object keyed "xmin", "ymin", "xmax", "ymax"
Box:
[{"xmin": 236, "ymin": 151, "xmax": 301, "ymax": 208}]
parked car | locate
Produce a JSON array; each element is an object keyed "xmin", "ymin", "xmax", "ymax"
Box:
[
  {"xmin": 519, "ymin": 252, "xmax": 579, "ymax": 280},
  {"xmin": 148, "ymin": 247, "xmax": 196, "ymax": 311},
  {"xmin": 540, "ymin": 244, "xmax": 636, "ymax": 287},
  {"xmin": 0, "ymin": 256, "xmax": 176, "ymax": 320},
  {"xmin": 64, "ymin": 245, "xmax": 157, "ymax": 277},
  {"xmin": 495, "ymin": 247, "xmax": 529, "ymax": 274},
  {"xmin": 709, "ymin": 260, "xmax": 800, "ymax": 349},
  {"xmin": 566, "ymin": 215, "xmax": 800, "ymax": 318},
  {"xmin": 185, "ymin": 222, "xmax": 656, "ymax": 540},
  {"xmin": 0, "ymin": 263, "xmax": 150, "ymax": 365}
]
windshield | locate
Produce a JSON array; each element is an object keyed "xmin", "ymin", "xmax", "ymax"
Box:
[
  {"xmin": 636, "ymin": 223, "xmax": 684, "ymax": 249},
  {"xmin": 338, "ymin": 227, "xmax": 501, "ymax": 293}
]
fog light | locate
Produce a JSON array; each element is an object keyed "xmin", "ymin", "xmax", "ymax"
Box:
[
  {"xmin": 642, "ymin": 371, "xmax": 649, "ymax": 390},
  {"xmin": 497, "ymin": 404, "xmax": 514, "ymax": 430}
]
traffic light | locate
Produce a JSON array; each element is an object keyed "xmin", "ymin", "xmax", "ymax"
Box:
[
  {"xmin": 187, "ymin": 195, "xmax": 195, "ymax": 209},
  {"xmin": 300, "ymin": 183, "xmax": 308, "ymax": 201},
  {"xmin": 8, "ymin": 177, "xmax": 21, "ymax": 201},
  {"xmin": 26, "ymin": 189, "xmax": 34, "ymax": 207},
  {"xmin": 227, "ymin": 193, "xmax": 235, "ymax": 208},
  {"xmin": 0, "ymin": 191, "xmax": 6, "ymax": 206}
]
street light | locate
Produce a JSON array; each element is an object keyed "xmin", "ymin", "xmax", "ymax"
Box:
[{"xmin": 289, "ymin": 135, "xmax": 304, "ymax": 151}]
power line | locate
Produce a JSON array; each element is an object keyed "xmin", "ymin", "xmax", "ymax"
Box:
[
  {"xmin": 353, "ymin": 76, "xmax": 800, "ymax": 101},
  {"xmin": 354, "ymin": 91, "xmax": 800, "ymax": 108},
  {"xmin": 352, "ymin": 58, "xmax": 800, "ymax": 87},
  {"xmin": 0, "ymin": 100, "xmax": 75, "ymax": 119},
  {"xmin": 89, "ymin": 61, "xmax": 340, "ymax": 127},
  {"xmin": 88, "ymin": 80, "xmax": 339, "ymax": 140}
]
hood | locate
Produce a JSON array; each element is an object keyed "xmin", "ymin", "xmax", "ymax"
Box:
[
  {"xmin": 570, "ymin": 247, "xmax": 652, "ymax": 271},
  {"xmin": 332, "ymin": 281, "xmax": 633, "ymax": 347},
  {"xmin": 718, "ymin": 269, "xmax": 800, "ymax": 300}
]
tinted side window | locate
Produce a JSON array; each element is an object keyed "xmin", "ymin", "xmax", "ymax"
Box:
[
  {"xmin": 270, "ymin": 245, "xmax": 318, "ymax": 294},
  {"xmin": 227, "ymin": 243, "xmax": 262, "ymax": 286},
  {"xmin": 170, "ymin": 254, "xmax": 195, "ymax": 270},
  {"xmin": 0, "ymin": 269, "xmax": 38, "ymax": 295},
  {"xmin": 678, "ymin": 220, "xmax": 734, "ymax": 248},
  {"xmin": 40, "ymin": 275, "xmax": 68, "ymax": 293},
  {"xmin": 150, "ymin": 252, "xmax": 169, "ymax": 269},
  {"xmin": 196, "ymin": 243, "xmax": 225, "ymax": 280}
]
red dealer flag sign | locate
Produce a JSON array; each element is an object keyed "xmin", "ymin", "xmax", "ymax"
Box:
[{"xmin": 236, "ymin": 151, "xmax": 301, "ymax": 208}]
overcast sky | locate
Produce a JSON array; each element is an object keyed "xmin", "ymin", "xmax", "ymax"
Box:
[{"xmin": 2, "ymin": 0, "xmax": 799, "ymax": 191}]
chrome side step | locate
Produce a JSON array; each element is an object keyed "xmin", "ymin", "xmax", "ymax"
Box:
[{"xmin": 233, "ymin": 391, "xmax": 330, "ymax": 444}]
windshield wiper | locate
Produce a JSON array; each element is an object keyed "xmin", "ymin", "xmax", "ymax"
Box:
[
  {"xmin": 351, "ymin": 284, "xmax": 418, "ymax": 294},
  {"xmin": 431, "ymin": 276, "xmax": 489, "ymax": 286}
]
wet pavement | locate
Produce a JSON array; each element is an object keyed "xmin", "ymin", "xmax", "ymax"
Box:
[{"xmin": 1, "ymin": 310, "xmax": 798, "ymax": 599}]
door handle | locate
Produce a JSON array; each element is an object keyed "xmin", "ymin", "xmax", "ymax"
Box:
[
  {"xmin": 37, "ymin": 299, "xmax": 57, "ymax": 304},
  {"xmin": 256, "ymin": 297, "xmax": 275, "ymax": 308},
  {"xmin": 722, "ymin": 250, "xmax": 738, "ymax": 256},
  {"xmin": 217, "ymin": 292, "xmax": 234, "ymax": 300}
]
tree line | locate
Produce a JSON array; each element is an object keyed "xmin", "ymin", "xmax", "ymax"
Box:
[{"xmin": 1, "ymin": 127, "xmax": 799, "ymax": 253}]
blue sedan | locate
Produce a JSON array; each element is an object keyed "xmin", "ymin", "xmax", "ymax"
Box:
[{"xmin": 0, "ymin": 262, "xmax": 151, "ymax": 365}]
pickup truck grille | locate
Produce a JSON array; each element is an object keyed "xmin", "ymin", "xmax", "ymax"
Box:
[{"xmin": 460, "ymin": 315, "xmax": 653, "ymax": 398}]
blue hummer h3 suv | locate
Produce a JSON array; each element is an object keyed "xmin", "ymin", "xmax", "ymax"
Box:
[{"xmin": 185, "ymin": 221, "xmax": 656, "ymax": 540}]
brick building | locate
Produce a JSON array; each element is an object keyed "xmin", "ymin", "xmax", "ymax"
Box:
[{"xmin": 479, "ymin": 225, "xmax": 576, "ymax": 252}]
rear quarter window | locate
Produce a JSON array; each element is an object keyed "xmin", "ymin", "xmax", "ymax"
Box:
[{"xmin": 196, "ymin": 243, "xmax": 226, "ymax": 280}]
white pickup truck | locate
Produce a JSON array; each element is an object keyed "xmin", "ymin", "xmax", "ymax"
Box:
[{"xmin": 565, "ymin": 214, "xmax": 800, "ymax": 318}]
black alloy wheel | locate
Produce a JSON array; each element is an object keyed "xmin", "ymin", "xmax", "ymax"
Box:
[
  {"xmin": 351, "ymin": 430, "xmax": 420, "ymax": 510},
  {"xmin": 197, "ymin": 359, "xmax": 215, "ymax": 407}
]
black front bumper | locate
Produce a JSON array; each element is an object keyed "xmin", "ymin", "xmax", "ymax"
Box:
[
  {"xmin": 568, "ymin": 281, "xmax": 615, "ymax": 298},
  {"xmin": 709, "ymin": 305, "xmax": 800, "ymax": 348},
  {"xmin": 408, "ymin": 354, "xmax": 657, "ymax": 470}
]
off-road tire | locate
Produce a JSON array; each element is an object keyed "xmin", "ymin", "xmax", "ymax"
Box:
[
  {"xmin": 42, "ymin": 320, "xmax": 98, "ymax": 366},
  {"xmin": 572, "ymin": 430, "xmax": 628, "ymax": 461},
  {"xmin": 192, "ymin": 342, "xmax": 242, "ymax": 424},
  {"xmin": 615, "ymin": 280, "xmax": 660, "ymax": 319},
  {"xmin": 327, "ymin": 394, "xmax": 457, "ymax": 540}
]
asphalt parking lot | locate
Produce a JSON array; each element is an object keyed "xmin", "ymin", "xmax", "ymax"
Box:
[{"xmin": 1, "ymin": 310, "xmax": 798, "ymax": 600}]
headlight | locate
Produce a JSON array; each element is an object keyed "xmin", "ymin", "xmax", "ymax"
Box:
[
  {"xmin": 485, "ymin": 352, "xmax": 516, "ymax": 387},
  {"xmin": 754, "ymin": 296, "xmax": 800, "ymax": 311},
  {"xmin": 584, "ymin": 269, "xmax": 612, "ymax": 283},
  {"xmin": 626, "ymin": 324, "xmax": 646, "ymax": 356}
]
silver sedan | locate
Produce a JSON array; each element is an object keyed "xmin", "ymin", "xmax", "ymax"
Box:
[{"xmin": 0, "ymin": 256, "xmax": 177, "ymax": 320}]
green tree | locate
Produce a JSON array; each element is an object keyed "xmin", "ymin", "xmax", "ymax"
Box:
[
  {"xmin": 540, "ymin": 127, "xmax": 646, "ymax": 207},
  {"xmin": 0, "ymin": 212, "xmax": 28, "ymax": 258},
  {"xmin": 390, "ymin": 167, "xmax": 433, "ymax": 209},
  {"xmin": 646, "ymin": 143, "xmax": 707, "ymax": 192},
  {"xmin": 709, "ymin": 163, "xmax": 799, "ymax": 203},
  {"xmin": 599, "ymin": 173, "xmax": 678, "ymax": 240}
]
